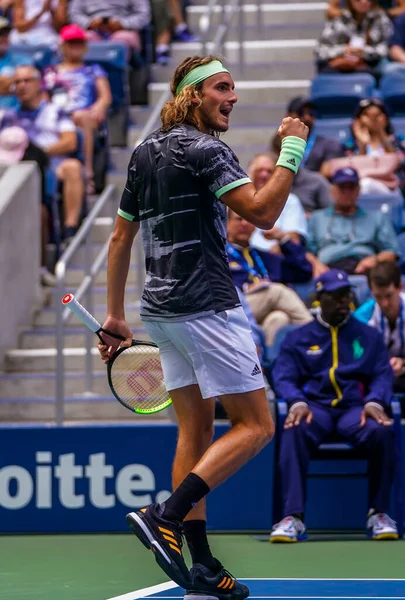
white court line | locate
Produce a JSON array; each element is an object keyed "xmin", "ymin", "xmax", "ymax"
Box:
[
  {"xmin": 144, "ymin": 596, "xmax": 405, "ymax": 599},
  {"xmin": 106, "ymin": 578, "xmax": 405, "ymax": 600},
  {"xmin": 105, "ymin": 580, "xmax": 177, "ymax": 600}
]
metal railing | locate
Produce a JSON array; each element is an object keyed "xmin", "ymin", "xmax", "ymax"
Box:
[
  {"xmin": 54, "ymin": 184, "xmax": 118, "ymax": 424},
  {"xmin": 53, "ymin": 0, "xmax": 255, "ymax": 424}
]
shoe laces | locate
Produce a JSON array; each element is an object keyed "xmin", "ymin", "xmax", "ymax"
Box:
[{"xmin": 370, "ymin": 512, "xmax": 397, "ymax": 528}]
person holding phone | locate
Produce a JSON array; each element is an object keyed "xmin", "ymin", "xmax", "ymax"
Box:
[{"xmin": 68, "ymin": 0, "xmax": 151, "ymax": 52}]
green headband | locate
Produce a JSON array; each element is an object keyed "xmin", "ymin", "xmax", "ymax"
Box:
[{"xmin": 175, "ymin": 60, "xmax": 230, "ymax": 96}]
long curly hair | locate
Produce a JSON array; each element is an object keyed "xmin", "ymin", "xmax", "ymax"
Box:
[{"xmin": 161, "ymin": 55, "xmax": 223, "ymax": 132}]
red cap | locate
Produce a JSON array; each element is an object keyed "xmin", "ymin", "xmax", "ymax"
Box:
[{"xmin": 60, "ymin": 24, "xmax": 86, "ymax": 42}]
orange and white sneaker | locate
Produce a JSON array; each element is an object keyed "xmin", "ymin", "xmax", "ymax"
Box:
[
  {"xmin": 366, "ymin": 512, "xmax": 399, "ymax": 540},
  {"xmin": 126, "ymin": 504, "xmax": 191, "ymax": 588},
  {"xmin": 184, "ymin": 559, "xmax": 249, "ymax": 600}
]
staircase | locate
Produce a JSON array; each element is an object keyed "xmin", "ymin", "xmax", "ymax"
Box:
[{"xmin": 0, "ymin": 0, "xmax": 326, "ymax": 422}]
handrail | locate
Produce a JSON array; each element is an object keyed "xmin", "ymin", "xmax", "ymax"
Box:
[{"xmin": 55, "ymin": 184, "xmax": 118, "ymax": 424}]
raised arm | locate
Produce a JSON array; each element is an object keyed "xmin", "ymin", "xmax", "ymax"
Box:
[{"xmin": 221, "ymin": 118, "xmax": 308, "ymax": 229}]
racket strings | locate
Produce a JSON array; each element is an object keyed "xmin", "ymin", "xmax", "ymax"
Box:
[{"xmin": 110, "ymin": 345, "xmax": 171, "ymax": 413}]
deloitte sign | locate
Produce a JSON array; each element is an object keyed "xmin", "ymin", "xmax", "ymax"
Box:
[
  {"xmin": 0, "ymin": 423, "xmax": 274, "ymax": 532},
  {"xmin": 0, "ymin": 452, "xmax": 171, "ymax": 510}
]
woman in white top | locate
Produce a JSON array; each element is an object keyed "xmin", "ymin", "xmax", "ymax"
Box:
[{"xmin": 10, "ymin": 0, "xmax": 67, "ymax": 48}]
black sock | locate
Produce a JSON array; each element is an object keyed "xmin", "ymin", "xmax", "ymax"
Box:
[
  {"xmin": 161, "ymin": 473, "xmax": 210, "ymax": 522},
  {"xmin": 183, "ymin": 520, "xmax": 219, "ymax": 572}
]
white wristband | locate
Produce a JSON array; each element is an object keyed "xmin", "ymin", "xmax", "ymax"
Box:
[
  {"xmin": 365, "ymin": 402, "xmax": 384, "ymax": 411},
  {"xmin": 289, "ymin": 401, "xmax": 309, "ymax": 413}
]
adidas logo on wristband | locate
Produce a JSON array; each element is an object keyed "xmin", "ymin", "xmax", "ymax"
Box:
[{"xmin": 286, "ymin": 158, "xmax": 296, "ymax": 166}]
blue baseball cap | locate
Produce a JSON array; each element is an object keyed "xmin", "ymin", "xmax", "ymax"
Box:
[
  {"xmin": 331, "ymin": 167, "xmax": 359, "ymax": 185},
  {"xmin": 315, "ymin": 269, "xmax": 354, "ymax": 293}
]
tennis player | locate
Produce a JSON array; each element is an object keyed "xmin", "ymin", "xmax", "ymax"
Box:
[{"xmin": 98, "ymin": 56, "xmax": 308, "ymax": 597}]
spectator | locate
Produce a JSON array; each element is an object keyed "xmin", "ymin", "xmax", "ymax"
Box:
[
  {"xmin": 68, "ymin": 0, "xmax": 151, "ymax": 53},
  {"xmin": 0, "ymin": 0, "xmax": 12, "ymax": 20},
  {"xmin": 387, "ymin": 12, "xmax": 405, "ymax": 70},
  {"xmin": 10, "ymin": 0, "xmax": 67, "ymax": 48},
  {"xmin": 227, "ymin": 209, "xmax": 313, "ymax": 345},
  {"xmin": 151, "ymin": 0, "xmax": 199, "ymax": 65},
  {"xmin": 315, "ymin": 0, "xmax": 393, "ymax": 74},
  {"xmin": 247, "ymin": 153, "xmax": 308, "ymax": 252},
  {"xmin": 1, "ymin": 64, "xmax": 84, "ymax": 242},
  {"xmin": 43, "ymin": 24, "xmax": 112, "ymax": 194},
  {"xmin": 324, "ymin": 98, "xmax": 405, "ymax": 194},
  {"xmin": 0, "ymin": 16, "xmax": 33, "ymax": 109},
  {"xmin": 236, "ymin": 286, "xmax": 265, "ymax": 360},
  {"xmin": 270, "ymin": 268, "xmax": 398, "ymax": 542},
  {"xmin": 271, "ymin": 98, "xmax": 344, "ymax": 173},
  {"xmin": 307, "ymin": 167, "xmax": 399, "ymax": 277},
  {"xmin": 355, "ymin": 261, "xmax": 405, "ymax": 398},
  {"xmin": 327, "ymin": 0, "xmax": 405, "ymax": 20},
  {"xmin": 0, "ymin": 125, "xmax": 56, "ymax": 285}
]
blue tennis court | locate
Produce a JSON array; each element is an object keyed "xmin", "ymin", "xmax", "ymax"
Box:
[{"xmin": 106, "ymin": 579, "xmax": 405, "ymax": 600}]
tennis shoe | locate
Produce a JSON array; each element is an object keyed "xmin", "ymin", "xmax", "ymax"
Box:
[
  {"xmin": 184, "ymin": 559, "xmax": 249, "ymax": 600},
  {"xmin": 366, "ymin": 512, "xmax": 399, "ymax": 540},
  {"xmin": 269, "ymin": 516, "xmax": 307, "ymax": 543},
  {"xmin": 126, "ymin": 503, "xmax": 191, "ymax": 588}
]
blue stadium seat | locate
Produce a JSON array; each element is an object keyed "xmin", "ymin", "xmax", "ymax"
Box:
[
  {"xmin": 9, "ymin": 44, "xmax": 55, "ymax": 70},
  {"xmin": 392, "ymin": 117, "xmax": 405, "ymax": 137},
  {"xmin": 311, "ymin": 74, "xmax": 377, "ymax": 119},
  {"xmin": 84, "ymin": 42, "xmax": 129, "ymax": 147},
  {"xmin": 397, "ymin": 231, "xmax": 405, "ymax": 273},
  {"xmin": 84, "ymin": 42, "xmax": 128, "ymax": 112},
  {"xmin": 312, "ymin": 118, "xmax": 352, "ymax": 144},
  {"xmin": 356, "ymin": 191, "xmax": 404, "ymax": 233},
  {"xmin": 380, "ymin": 72, "xmax": 405, "ymax": 117}
]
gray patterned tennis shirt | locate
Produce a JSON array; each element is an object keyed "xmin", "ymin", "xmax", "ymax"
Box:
[{"xmin": 118, "ymin": 124, "xmax": 251, "ymax": 321}]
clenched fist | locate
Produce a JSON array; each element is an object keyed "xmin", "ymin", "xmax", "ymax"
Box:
[{"xmin": 277, "ymin": 117, "xmax": 309, "ymax": 142}]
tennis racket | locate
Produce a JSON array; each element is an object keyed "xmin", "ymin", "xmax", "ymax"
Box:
[{"xmin": 61, "ymin": 293, "xmax": 172, "ymax": 415}]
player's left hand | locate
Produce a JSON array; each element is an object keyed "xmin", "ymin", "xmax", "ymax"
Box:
[
  {"xmin": 360, "ymin": 404, "xmax": 392, "ymax": 427},
  {"xmin": 97, "ymin": 317, "xmax": 133, "ymax": 362}
]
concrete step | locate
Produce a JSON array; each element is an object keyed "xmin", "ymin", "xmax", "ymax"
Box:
[
  {"xmin": 129, "ymin": 105, "xmax": 154, "ymax": 128},
  {"xmin": 62, "ymin": 263, "xmax": 142, "ymax": 287},
  {"xmin": 90, "ymin": 217, "xmax": 114, "ymax": 243},
  {"xmin": 149, "ymin": 77, "xmax": 310, "ymax": 107},
  {"xmin": 0, "ymin": 370, "xmax": 111, "ymax": 398},
  {"xmin": 190, "ymin": 22, "xmax": 323, "ymax": 41},
  {"xmin": 0, "ymin": 394, "xmax": 169, "ymax": 421},
  {"xmin": 31, "ymin": 303, "xmax": 143, "ymax": 329},
  {"xmin": 169, "ymin": 39, "xmax": 316, "ymax": 66},
  {"xmin": 46, "ymin": 284, "xmax": 140, "ymax": 308},
  {"xmin": 18, "ymin": 325, "xmax": 148, "ymax": 349},
  {"xmin": 149, "ymin": 60, "xmax": 315, "ymax": 83},
  {"xmin": 5, "ymin": 346, "xmax": 156, "ymax": 372},
  {"xmin": 186, "ymin": 2, "xmax": 326, "ymax": 25}
]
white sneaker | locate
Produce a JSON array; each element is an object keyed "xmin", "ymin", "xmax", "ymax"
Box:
[
  {"xmin": 366, "ymin": 512, "xmax": 399, "ymax": 540},
  {"xmin": 270, "ymin": 516, "xmax": 307, "ymax": 543}
]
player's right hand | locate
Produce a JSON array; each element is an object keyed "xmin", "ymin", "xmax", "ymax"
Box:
[
  {"xmin": 277, "ymin": 117, "xmax": 309, "ymax": 142},
  {"xmin": 97, "ymin": 317, "xmax": 133, "ymax": 362}
]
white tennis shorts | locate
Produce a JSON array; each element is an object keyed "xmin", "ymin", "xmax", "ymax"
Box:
[{"xmin": 142, "ymin": 306, "xmax": 265, "ymax": 399}]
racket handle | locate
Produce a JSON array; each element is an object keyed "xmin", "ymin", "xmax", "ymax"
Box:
[{"xmin": 62, "ymin": 293, "xmax": 102, "ymax": 333}]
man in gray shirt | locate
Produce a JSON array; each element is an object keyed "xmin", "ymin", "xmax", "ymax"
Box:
[{"xmin": 293, "ymin": 166, "xmax": 333, "ymax": 215}]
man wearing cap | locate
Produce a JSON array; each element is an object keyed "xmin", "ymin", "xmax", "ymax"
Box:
[
  {"xmin": 0, "ymin": 17, "xmax": 32, "ymax": 109},
  {"xmin": 307, "ymin": 166, "xmax": 399, "ymax": 278},
  {"xmin": 270, "ymin": 268, "xmax": 398, "ymax": 542},
  {"xmin": 271, "ymin": 97, "xmax": 344, "ymax": 173}
]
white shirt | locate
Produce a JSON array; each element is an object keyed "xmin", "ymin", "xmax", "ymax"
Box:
[
  {"xmin": 250, "ymin": 192, "xmax": 308, "ymax": 251},
  {"xmin": 10, "ymin": 0, "xmax": 60, "ymax": 48}
]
